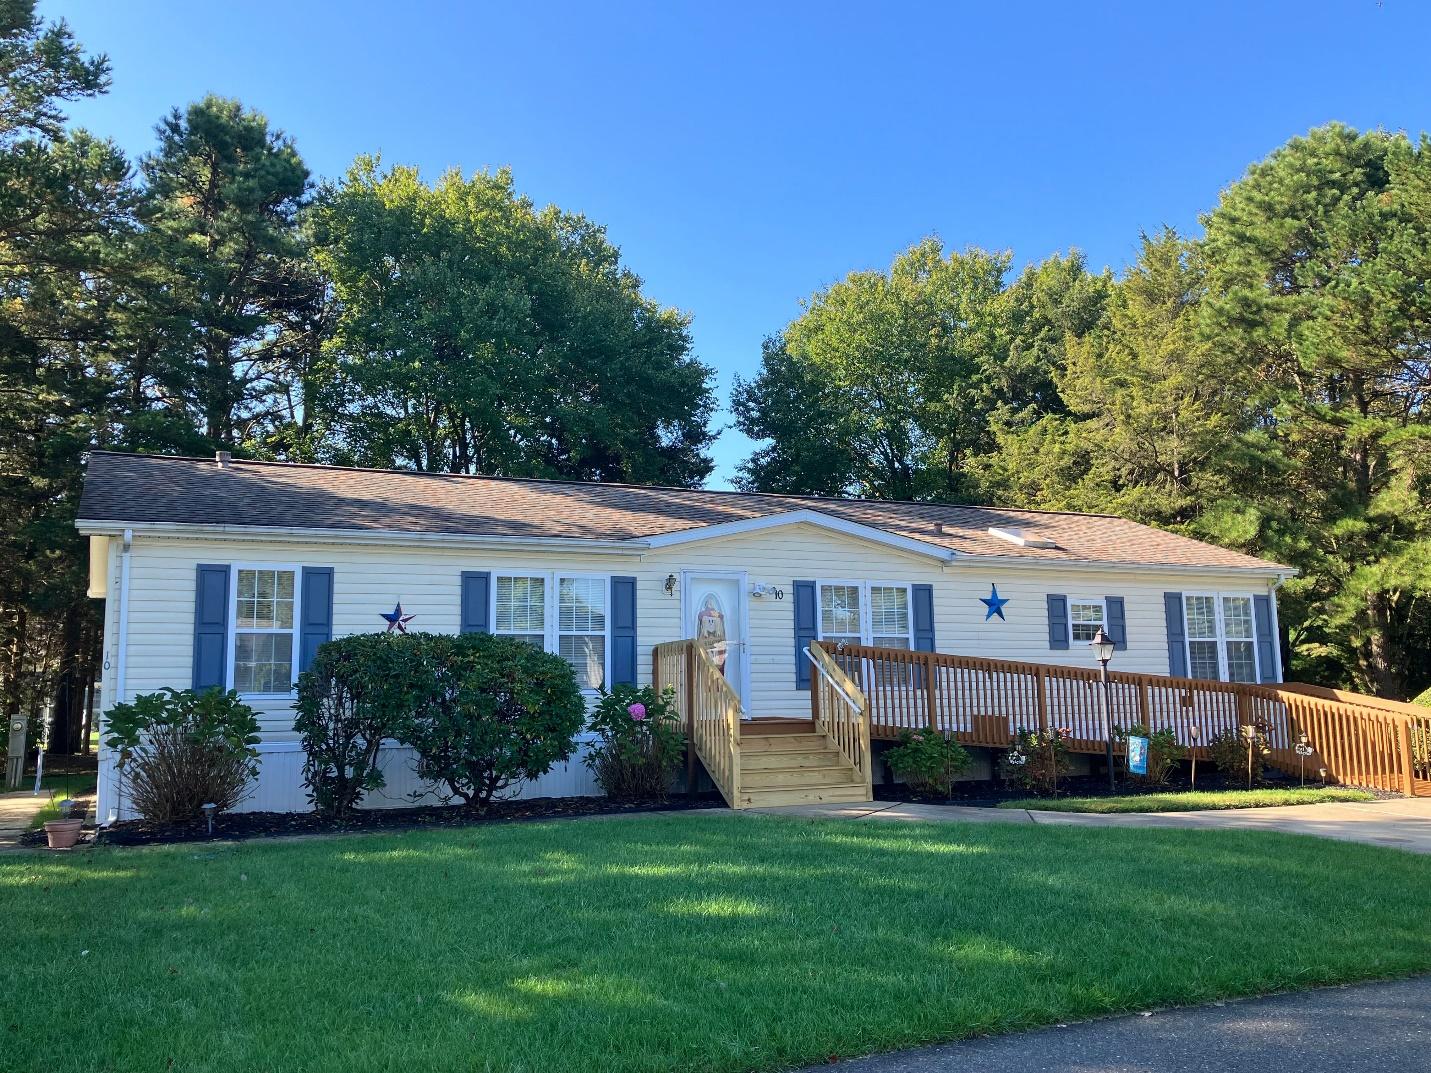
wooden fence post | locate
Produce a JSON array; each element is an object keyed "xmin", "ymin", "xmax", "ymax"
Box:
[
  {"xmin": 1399, "ymin": 716, "xmax": 1416, "ymax": 798},
  {"xmin": 685, "ymin": 645, "xmax": 697, "ymax": 797},
  {"xmin": 924, "ymin": 651, "xmax": 939, "ymax": 734},
  {"xmin": 1035, "ymin": 672, "xmax": 1048, "ymax": 734}
]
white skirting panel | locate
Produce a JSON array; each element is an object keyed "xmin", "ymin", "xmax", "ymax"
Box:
[
  {"xmin": 233, "ymin": 741, "xmax": 603, "ymax": 814},
  {"xmin": 105, "ymin": 740, "xmax": 604, "ymax": 821}
]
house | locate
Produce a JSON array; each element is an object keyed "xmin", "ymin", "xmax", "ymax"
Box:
[{"xmin": 77, "ymin": 451, "xmax": 1293, "ymax": 819}]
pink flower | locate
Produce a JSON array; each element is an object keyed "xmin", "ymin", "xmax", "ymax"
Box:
[{"xmin": 628, "ymin": 703, "xmax": 647, "ymax": 721}]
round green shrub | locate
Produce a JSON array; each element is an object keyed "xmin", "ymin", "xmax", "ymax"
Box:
[
  {"xmin": 404, "ymin": 632, "xmax": 585, "ymax": 810},
  {"xmin": 295, "ymin": 632, "xmax": 433, "ymax": 816}
]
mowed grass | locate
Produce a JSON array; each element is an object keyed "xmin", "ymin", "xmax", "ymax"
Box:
[
  {"xmin": 999, "ymin": 787, "xmax": 1377, "ymax": 813},
  {"xmin": 2, "ymin": 814, "xmax": 1429, "ymax": 1073}
]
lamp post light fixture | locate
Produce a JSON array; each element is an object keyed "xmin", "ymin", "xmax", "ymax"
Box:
[{"xmin": 1089, "ymin": 625, "xmax": 1117, "ymax": 793}]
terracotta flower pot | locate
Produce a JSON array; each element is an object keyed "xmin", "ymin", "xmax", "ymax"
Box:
[{"xmin": 43, "ymin": 818, "xmax": 84, "ymax": 850}]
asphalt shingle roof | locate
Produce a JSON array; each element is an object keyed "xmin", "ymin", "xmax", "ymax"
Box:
[{"xmin": 77, "ymin": 452, "xmax": 1288, "ymax": 573}]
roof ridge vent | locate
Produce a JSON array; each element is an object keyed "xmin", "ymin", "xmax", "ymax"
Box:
[{"xmin": 987, "ymin": 525, "xmax": 1057, "ymax": 549}]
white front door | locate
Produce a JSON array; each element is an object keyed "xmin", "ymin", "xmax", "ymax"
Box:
[{"xmin": 684, "ymin": 573, "xmax": 748, "ymax": 714}]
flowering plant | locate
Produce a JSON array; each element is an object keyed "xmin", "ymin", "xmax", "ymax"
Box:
[
  {"xmin": 583, "ymin": 684, "xmax": 685, "ymax": 799},
  {"xmin": 1000, "ymin": 726, "xmax": 1073, "ymax": 796}
]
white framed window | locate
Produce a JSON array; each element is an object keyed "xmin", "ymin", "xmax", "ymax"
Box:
[
  {"xmin": 869, "ymin": 584, "xmax": 914, "ymax": 650},
  {"xmin": 558, "ymin": 576, "xmax": 607, "ymax": 692},
  {"xmin": 494, "ymin": 575, "xmax": 546, "ymax": 647},
  {"xmin": 230, "ymin": 564, "xmax": 300, "ymax": 696},
  {"xmin": 1068, "ymin": 598, "xmax": 1107, "ymax": 644},
  {"xmin": 1184, "ymin": 592, "xmax": 1259, "ymax": 683},
  {"xmin": 816, "ymin": 580, "xmax": 915, "ymax": 649},
  {"xmin": 491, "ymin": 572, "xmax": 610, "ymax": 692},
  {"xmin": 818, "ymin": 582, "xmax": 864, "ymax": 648}
]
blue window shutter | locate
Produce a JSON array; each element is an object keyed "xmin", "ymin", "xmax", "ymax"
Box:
[
  {"xmin": 1046, "ymin": 594, "xmax": 1069, "ymax": 650},
  {"xmin": 1104, "ymin": 596, "xmax": 1127, "ymax": 650},
  {"xmin": 912, "ymin": 584, "xmax": 936, "ymax": 652},
  {"xmin": 793, "ymin": 579, "xmax": 817, "ymax": 689},
  {"xmin": 610, "ymin": 576, "xmax": 637, "ymax": 686},
  {"xmin": 460, "ymin": 571, "xmax": 491, "ymax": 634},
  {"xmin": 1163, "ymin": 592, "xmax": 1188, "ymax": 677},
  {"xmin": 192, "ymin": 564, "xmax": 230, "ymax": 691},
  {"xmin": 299, "ymin": 567, "xmax": 334, "ymax": 673},
  {"xmin": 1253, "ymin": 594, "xmax": 1279, "ymax": 682}
]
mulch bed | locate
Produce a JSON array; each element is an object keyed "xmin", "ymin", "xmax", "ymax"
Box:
[{"xmin": 20, "ymin": 792, "xmax": 727, "ymax": 849}]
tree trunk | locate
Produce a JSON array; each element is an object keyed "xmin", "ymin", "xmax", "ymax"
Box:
[
  {"xmin": 1, "ymin": 605, "xmax": 28, "ymax": 723},
  {"xmin": 48, "ymin": 607, "xmax": 85, "ymax": 754},
  {"xmin": 1361, "ymin": 590, "xmax": 1407, "ymax": 699}
]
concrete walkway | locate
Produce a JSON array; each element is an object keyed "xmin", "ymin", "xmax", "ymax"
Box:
[
  {"xmin": 757, "ymin": 796, "xmax": 1431, "ymax": 853},
  {"xmin": 0, "ymin": 790, "xmax": 49, "ymax": 849},
  {"xmin": 790, "ymin": 975, "xmax": 1431, "ymax": 1073}
]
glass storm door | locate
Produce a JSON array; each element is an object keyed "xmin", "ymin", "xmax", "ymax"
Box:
[{"xmin": 686, "ymin": 574, "xmax": 747, "ymax": 714}]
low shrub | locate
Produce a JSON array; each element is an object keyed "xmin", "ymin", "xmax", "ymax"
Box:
[
  {"xmin": 1114, "ymin": 723, "xmax": 1186, "ymax": 786},
  {"xmin": 104, "ymin": 687, "xmax": 260, "ymax": 822},
  {"xmin": 405, "ymin": 632, "xmax": 585, "ymax": 810},
  {"xmin": 583, "ymin": 683, "xmax": 685, "ymax": 799},
  {"xmin": 1000, "ymin": 726, "xmax": 1072, "ymax": 796},
  {"xmin": 1209, "ymin": 724, "xmax": 1271, "ymax": 788},
  {"xmin": 885, "ymin": 728, "xmax": 971, "ymax": 798},
  {"xmin": 295, "ymin": 633, "xmax": 431, "ymax": 817}
]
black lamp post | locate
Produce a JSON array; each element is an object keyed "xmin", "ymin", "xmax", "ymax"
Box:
[{"xmin": 1090, "ymin": 625, "xmax": 1117, "ymax": 792}]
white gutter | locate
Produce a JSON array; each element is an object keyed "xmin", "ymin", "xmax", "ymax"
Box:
[
  {"xmin": 944, "ymin": 554, "xmax": 1298, "ymax": 579},
  {"xmin": 75, "ymin": 520, "xmax": 645, "ymax": 557}
]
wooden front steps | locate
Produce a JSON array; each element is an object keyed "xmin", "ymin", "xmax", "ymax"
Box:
[{"xmin": 735, "ymin": 722, "xmax": 871, "ymax": 808}]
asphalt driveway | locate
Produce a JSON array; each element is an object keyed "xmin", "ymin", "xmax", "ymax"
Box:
[{"xmin": 792, "ymin": 975, "xmax": 1431, "ymax": 1073}]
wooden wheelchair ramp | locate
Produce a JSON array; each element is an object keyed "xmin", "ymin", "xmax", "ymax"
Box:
[{"xmin": 825, "ymin": 643, "xmax": 1431, "ymax": 798}]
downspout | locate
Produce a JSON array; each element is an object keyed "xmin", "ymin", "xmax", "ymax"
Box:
[{"xmin": 103, "ymin": 528, "xmax": 133, "ymax": 825}]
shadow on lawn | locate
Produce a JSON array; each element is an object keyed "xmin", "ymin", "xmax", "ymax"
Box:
[{"xmin": 3, "ymin": 816, "xmax": 1429, "ymax": 1073}]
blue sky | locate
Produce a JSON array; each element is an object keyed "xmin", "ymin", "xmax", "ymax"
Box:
[{"xmin": 52, "ymin": 1, "xmax": 1431, "ymax": 487}]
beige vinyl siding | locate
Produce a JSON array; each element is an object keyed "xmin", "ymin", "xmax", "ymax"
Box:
[
  {"xmin": 91, "ymin": 522, "xmax": 1280, "ymax": 818},
  {"xmin": 102, "ymin": 522, "xmax": 1279, "ymax": 733}
]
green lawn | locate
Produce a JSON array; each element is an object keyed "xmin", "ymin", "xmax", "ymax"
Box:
[
  {"xmin": 999, "ymin": 787, "xmax": 1377, "ymax": 814},
  {"xmin": 2, "ymin": 814, "xmax": 1428, "ymax": 1073}
]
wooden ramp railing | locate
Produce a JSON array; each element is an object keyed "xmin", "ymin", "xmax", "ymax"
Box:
[
  {"xmin": 807, "ymin": 642, "xmax": 873, "ymax": 798},
  {"xmin": 825, "ymin": 643, "xmax": 1431, "ymax": 798},
  {"xmin": 653, "ymin": 639, "xmax": 741, "ymax": 807}
]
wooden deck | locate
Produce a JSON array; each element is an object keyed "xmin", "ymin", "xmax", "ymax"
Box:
[
  {"xmin": 656, "ymin": 639, "xmax": 1431, "ymax": 808},
  {"xmin": 827, "ymin": 643, "xmax": 1431, "ymax": 798}
]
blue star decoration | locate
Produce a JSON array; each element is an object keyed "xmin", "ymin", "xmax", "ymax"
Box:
[
  {"xmin": 380, "ymin": 602, "xmax": 416, "ymax": 633},
  {"xmin": 980, "ymin": 584, "xmax": 1009, "ymax": 621}
]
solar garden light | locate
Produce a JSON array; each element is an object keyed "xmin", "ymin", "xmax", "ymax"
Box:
[
  {"xmin": 201, "ymin": 802, "xmax": 217, "ymax": 836},
  {"xmin": 1089, "ymin": 626, "xmax": 1117, "ymax": 793},
  {"xmin": 1188, "ymin": 725, "xmax": 1201, "ymax": 790}
]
